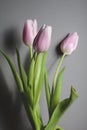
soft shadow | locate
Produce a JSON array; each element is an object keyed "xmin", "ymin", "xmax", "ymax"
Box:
[
  {"xmin": 3, "ymin": 26, "xmax": 21, "ymax": 54},
  {"xmin": 0, "ymin": 26, "xmax": 32, "ymax": 130},
  {"xmin": 0, "ymin": 69, "xmax": 30, "ymax": 130}
]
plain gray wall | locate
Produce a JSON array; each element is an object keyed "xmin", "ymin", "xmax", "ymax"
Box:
[{"xmin": 0, "ymin": 0, "xmax": 87, "ymax": 130}]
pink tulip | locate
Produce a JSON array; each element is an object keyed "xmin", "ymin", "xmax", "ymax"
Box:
[
  {"xmin": 23, "ymin": 19, "xmax": 37, "ymax": 46},
  {"xmin": 60, "ymin": 32, "xmax": 79, "ymax": 55},
  {"xmin": 33, "ymin": 25, "xmax": 52, "ymax": 52}
]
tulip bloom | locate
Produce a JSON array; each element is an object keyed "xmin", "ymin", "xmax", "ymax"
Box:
[
  {"xmin": 23, "ymin": 19, "xmax": 37, "ymax": 46},
  {"xmin": 33, "ymin": 25, "xmax": 52, "ymax": 52},
  {"xmin": 60, "ymin": 32, "xmax": 79, "ymax": 55}
]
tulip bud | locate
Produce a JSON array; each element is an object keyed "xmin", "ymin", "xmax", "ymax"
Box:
[
  {"xmin": 33, "ymin": 25, "xmax": 52, "ymax": 52},
  {"xmin": 60, "ymin": 32, "xmax": 79, "ymax": 55},
  {"xmin": 23, "ymin": 19, "xmax": 37, "ymax": 46}
]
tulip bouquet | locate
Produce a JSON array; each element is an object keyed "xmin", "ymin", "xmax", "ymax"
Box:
[{"xmin": 0, "ymin": 19, "xmax": 79, "ymax": 130}]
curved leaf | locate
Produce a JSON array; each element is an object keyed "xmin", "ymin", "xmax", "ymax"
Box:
[
  {"xmin": 34, "ymin": 53, "xmax": 43, "ymax": 93},
  {"xmin": 36, "ymin": 104, "xmax": 43, "ymax": 126},
  {"xmin": 45, "ymin": 87, "xmax": 78, "ymax": 130},
  {"xmin": 34, "ymin": 52, "xmax": 47, "ymax": 106},
  {"xmin": 16, "ymin": 47, "xmax": 27, "ymax": 91},
  {"xmin": 50, "ymin": 67, "xmax": 65, "ymax": 115},
  {"xmin": 0, "ymin": 49, "xmax": 23, "ymax": 92}
]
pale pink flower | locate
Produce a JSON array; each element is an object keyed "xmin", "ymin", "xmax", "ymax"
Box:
[
  {"xmin": 33, "ymin": 25, "xmax": 52, "ymax": 52},
  {"xmin": 60, "ymin": 32, "xmax": 79, "ymax": 55},
  {"xmin": 23, "ymin": 19, "xmax": 37, "ymax": 46}
]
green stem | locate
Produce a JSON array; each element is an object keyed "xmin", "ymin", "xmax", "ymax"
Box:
[
  {"xmin": 52, "ymin": 53, "xmax": 66, "ymax": 93},
  {"xmin": 31, "ymin": 108, "xmax": 41, "ymax": 130},
  {"xmin": 23, "ymin": 95, "xmax": 41, "ymax": 130},
  {"xmin": 29, "ymin": 45, "xmax": 33, "ymax": 59}
]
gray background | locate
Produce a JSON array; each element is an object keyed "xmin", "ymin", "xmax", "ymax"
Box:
[{"xmin": 0, "ymin": 0, "xmax": 86, "ymax": 130}]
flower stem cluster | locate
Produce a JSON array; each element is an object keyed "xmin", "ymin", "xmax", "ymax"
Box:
[{"xmin": 0, "ymin": 19, "xmax": 79, "ymax": 130}]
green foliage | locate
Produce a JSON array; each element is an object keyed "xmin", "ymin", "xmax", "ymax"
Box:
[
  {"xmin": 34, "ymin": 52, "xmax": 47, "ymax": 106},
  {"xmin": 34, "ymin": 53, "xmax": 43, "ymax": 97},
  {"xmin": 44, "ymin": 87, "xmax": 78, "ymax": 130},
  {"xmin": 0, "ymin": 48, "xmax": 23, "ymax": 93},
  {"xmin": 27, "ymin": 57, "xmax": 35, "ymax": 88},
  {"xmin": 44, "ymin": 69, "xmax": 50, "ymax": 114},
  {"xmin": 0, "ymin": 47, "xmax": 78, "ymax": 130},
  {"xmin": 50, "ymin": 67, "xmax": 65, "ymax": 115},
  {"xmin": 16, "ymin": 47, "xmax": 27, "ymax": 91}
]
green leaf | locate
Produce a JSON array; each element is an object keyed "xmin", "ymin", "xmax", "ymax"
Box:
[
  {"xmin": 27, "ymin": 57, "xmax": 35, "ymax": 89},
  {"xmin": 34, "ymin": 53, "xmax": 43, "ymax": 94},
  {"xmin": 50, "ymin": 67, "xmax": 65, "ymax": 115},
  {"xmin": 36, "ymin": 104, "xmax": 42, "ymax": 121},
  {"xmin": 36, "ymin": 104, "xmax": 43, "ymax": 126},
  {"xmin": 25, "ymin": 87, "xmax": 34, "ymax": 108},
  {"xmin": 34, "ymin": 52, "xmax": 47, "ymax": 106},
  {"xmin": 16, "ymin": 48, "xmax": 27, "ymax": 91},
  {"xmin": 44, "ymin": 69, "xmax": 50, "ymax": 114},
  {"xmin": 0, "ymin": 49, "xmax": 23, "ymax": 92},
  {"xmin": 28, "ymin": 105, "xmax": 42, "ymax": 130},
  {"xmin": 44, "ymin": 87, "xmax": 78, "ymax": 130},
  {"xmin": 22, "ymin": 91, "xmax": 42, "ymax": 129},
  {"xmin": 33, "ymin": 53, "xmax": 43, "ymax": 104},
  {"xmin": 22, "ymin": 94, "xmax": 36, "ymax": 129}
]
